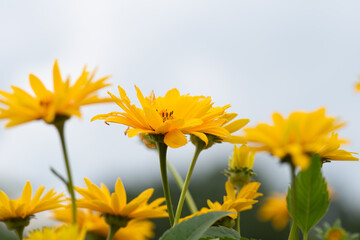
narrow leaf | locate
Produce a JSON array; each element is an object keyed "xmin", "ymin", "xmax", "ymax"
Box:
[
  {"xmin": 159, "ymin": 211, "xmax": 231, "ymax": 240},
  {"xmin": 287, "ymin": 154, "xmax": 330, "ymax": 235}
]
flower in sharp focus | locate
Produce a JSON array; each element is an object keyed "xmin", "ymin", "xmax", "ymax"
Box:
[
  {"xmin": 0, "ymin": 181, "xmax": 64, "ymax": 221},
  {"xmin": 25, "ymin": 225, "xmax": 86, "ymax": 240},
  {"xmin": 75, "ymin": 178, "xmax": 168, "ymax": 222},
  {"xmin": 53, "ymin": 208, "xmax": 155, "ymax": 240},
  {"xmin": 224, "ymin": 145, "xmax": 256, "ymax": 189},
  {"xmin": 257, "ymin": 193, "xmax": 290, "ymax": 231},
  {"xmin": 0, "ymin": 60, "xmax": 111, "ymax": 127},
  {"xmin": 244, "ymin": 108, "xmax": 355, "ymax": 170},
  {"xmin": 92, "ymin": 86, "xmax": 249, "ymax": 148}
]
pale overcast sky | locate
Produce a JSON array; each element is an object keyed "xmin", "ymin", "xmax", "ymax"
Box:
[{"xmin": 1, "ymin": 0, "xmax": 360, "ymax": 224}]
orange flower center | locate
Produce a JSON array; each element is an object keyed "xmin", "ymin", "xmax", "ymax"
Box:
[{"xmin": 327, "ymin": 229, "xmax": 345, "ymax": 240}]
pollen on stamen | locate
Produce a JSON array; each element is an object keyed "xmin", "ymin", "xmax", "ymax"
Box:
[{"xmin": 158, "ymin": 109, "xmax": 174, "ymax": 122}]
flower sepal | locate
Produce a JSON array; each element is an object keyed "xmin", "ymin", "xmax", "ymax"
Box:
[
  {"xmin": 104, "ymin": 214, "xmax": 130, "ymax": 229},
  {"xmin": 213, "ymin": 216, "xmax": 235, "ymax": 229},
  {"xmin": 50, "ymin": 114, "xmax": 70, "ymax": 127},
  {"xmin": 224, "ymin": 167, "xmax": 256, "ymax": 190},
  {"xmin": 3, "ymin": 216, "xmax": 32, "ymax": 239},
  {"xmin": 190, "ymin": 134, "xmax": 211, "ymax": 150}
]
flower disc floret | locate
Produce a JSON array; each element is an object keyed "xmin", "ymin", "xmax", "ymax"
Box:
[
  {"xmin": 92, "ymin": 86, "xmax": 249, "ymax": 148},
  {"xmin": 0, "ymin": 60, "xmax": 110, "ymax": 127},
  {"xmin": 75, "ymin": 178, "xmax": 168, "ymax": 220}
]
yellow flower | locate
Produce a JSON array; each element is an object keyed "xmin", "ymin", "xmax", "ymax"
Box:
[
  {"xmin": 180, "ymin": 199, "xmax": 238, "ymax": 223},
  {"xmin": 315, "ymin": 220, "xmax": 359, "ymax": 240},
  {"xmin": 257, "ymin": 194, "xmax": 289, "ymax": 231},
  {"xmin": 355, "ymin": 76, "xmax": 360, "ymax": 92},
  {"xmin": 229, "ymin": 145, "xmax": 255, "ymax": 170},
  {"xmin": 0, "ymin": 181, "xmax": 64, "ymax": 221},
  {"xmin": 53, "ymin": 208, "xmax": 155, "ymax": 240},
  {"xmin": 181, "ymin": 181, "xmax": 262, "ymax": 223},
  {"xmin": 25, "ymin": 225, "xmax": 86, "ymax": 240},
  {"xmin": 317, "ymin": 133, "xmax": 358, "ymax": 162},
  {"xmin": 75, "ymin": 178, "xmax": 168, "ymax": 220},
  {"xmin": 223, "ymin": 181, "xmax": 262, "ymax": 212},
  {"xmin": 244, "ymin": 108, "xmax": 356, "ymax": 169},
  {"xmin": 224, "ymin": 145, "xmax": 256, "ymax": 189},
  {"xmin": 0, "ymin": 60, "xmax": 110, "ymax": 127},
  {"xmin": 92, "ymin": 86, "xmax": 248, "ymax": 148}
]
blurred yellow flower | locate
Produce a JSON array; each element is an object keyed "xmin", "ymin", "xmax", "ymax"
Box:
[
  {"xmin": 315, "ymin": 219, "xmax": 359, "ymax": 240},
  {"xmin": 53, "ymin": 208, "xmax": 155, "ymax": 240},
  {"xmin": 317, "ymin": 133, "xmax": 358, "ymax": 162},
  {"xmin": 244, "ymin": 108, "xmax": 357, "ymax": 170},
  {"xmin": 0, "ymin": 181, "xmax": 64, "ymax": 221},
  {"xmin": 92, "ymin": 86, "xmax": 248, "ymax": 148},
  {"xmin": 0, "ymin": 60, "xmax": 110, "ymax": 127},
  {"xmin": 257, "ymin": 194, "xmax": 289, "ymax": 231},
  {"xmin": 25, "ymin": 225, "xmax": 86, "ymax": 240},
  {"xmin": 75, "ymin": 178, "xmax": 168, "ymax": 220}
]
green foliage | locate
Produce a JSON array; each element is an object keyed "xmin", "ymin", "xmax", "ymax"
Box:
[
  {"xmin": 159, "ymin": 211, "xmax": 231, "ymax": 240},
  {"xmin": 200, "ymin": 226, "xmax": 240, "ymax": 240},
  {"xmin": 287, "ymin": 155, "xmax": 330, "ymax": 236}
]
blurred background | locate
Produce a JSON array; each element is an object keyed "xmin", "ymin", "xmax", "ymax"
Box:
[{"xmin": 1, "ymin": 0, "xmax": 360, "ymax": 239}]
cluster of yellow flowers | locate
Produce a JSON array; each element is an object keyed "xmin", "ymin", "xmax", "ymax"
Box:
[{"xmin": 0, "ymin": 60, "xmax": 358, "ymax": 239}]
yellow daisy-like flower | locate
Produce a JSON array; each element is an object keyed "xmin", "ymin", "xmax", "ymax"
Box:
[
  {"xmin": 0, "ymin": 181, "xmax": 64, "ymax": 221},
  {"xmin": 0, "ymin": 60, "xmax": 110, "ymax": 127},
  {"xmin": 223, "ymin": 181, "xmax": 262, "ymax": 212},
  {"xmin": 317, "ymin": 133, "xmax": 358, "ymax": 162},
  {"xmin": 25, "ymin": 225, "xmax": 86, "ymax": 240},
  {"xmin": 244, "ymin": 108, "xmax": 357, "ymax": 170},
  {"xmin": 229, "ymin": 144, "xmax": 255, "ymax": 170},
  {"xmin": 180, "ymin": 199, "xmax": 238, "ymax": 223},
  {"xmin": 53, "ymin": 208, "xmax": 154, "ymax": 240},
  {"xmin": 257, "ymin": 193, "xmax": 290, "ymax": 231},
  {"xmin": 225, "ymin": 145, "xmax": 256, "ymax": 189},
  {"xmin": 75, "ymin": 178, "xmax": 168, "ymax": 220},
  {"xmin": 181, "ymin": 181, "xmax": 262, "ymax": 223},
  {"xmin": 92, "ymin": 86, "xmax": 248, "ymax": 148}
]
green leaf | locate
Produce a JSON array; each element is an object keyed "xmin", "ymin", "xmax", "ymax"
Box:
[
  {"xmin": 287, "ymin": 154, "xmax": 330, "ymax": 236},
  {"xmin": 159, "ymin": 211, "xmax": 231, "ymax": 240},
  {"xmin": 200, "ymin": 226, "xmax": 240, "ymax": 240}
]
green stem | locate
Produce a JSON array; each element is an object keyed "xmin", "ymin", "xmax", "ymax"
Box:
[
  {"xmin": 173, "ymin": 141, "xmax": 205, "ymax": 225},
  {"xmin": 303, "ymin": 233, "xmax": 308, "ymax": 240},
  {"xmin": 54, "ymin": 120, "xmax": 77, "ymax": 224},
  {"xmin": 235, "ymin": 213, "xmax": 240, "ymax": 235},
  {"xmin": 106, "ymin": 224, "xmax": 120, "ymax": 240},
  {"xmin": 14, "ymin": 226, "xmax": 24, "ymax": 240},
  {"xmin": 156, "ymin": 142, "xmax": 175, "ymax": 226},
  {"xmin": 288, "ymin": 164, "xmax": 298, "ymax": 240},
  {"xmin": 167, "ymin": 161, "xmax": 198, "ymax": 214}
]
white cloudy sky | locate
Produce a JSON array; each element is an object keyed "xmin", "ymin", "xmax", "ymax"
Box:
[{"xmin": 1, "ymin": 0, "xmax": 360, "ymax": 224}]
